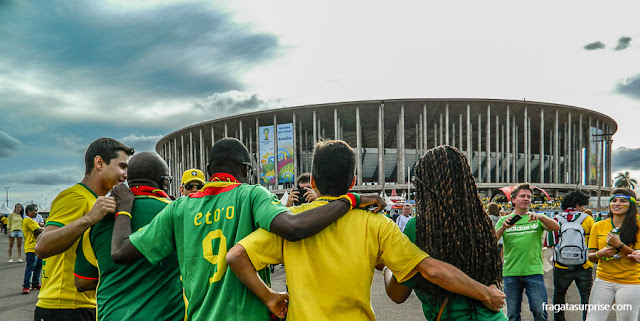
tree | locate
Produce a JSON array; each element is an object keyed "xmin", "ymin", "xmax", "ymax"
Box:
[{"xmin": 614, "ymin": 171, "xmax": 637, "ymax": 189}]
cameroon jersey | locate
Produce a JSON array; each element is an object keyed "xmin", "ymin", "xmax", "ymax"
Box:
[
  {"xmin": 23, "ymin": 217, "xmax": 41, "ymax": 253},
  {"xmin": 588, "ymin": 219, "xmax": 640, "ymax": 284},
  {"xmin": 37, "ymin": 183, "xmax": 97, "ymax": 309},
  {"xmin": 129, "ymin": 174, "xmax": 288, "ymax": 321},
  {"xmin": 238, "ymin": 196, "xmax": 429, "ymax": 321},
  {"xmin": 74, "ymin": 187, "xmax": 185, "ymax": 321}
]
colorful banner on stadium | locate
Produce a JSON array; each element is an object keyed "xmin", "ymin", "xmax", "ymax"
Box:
[
  {"xmin": 277, "ymin": 123, "xmax": 295, "ymax": 184},
  {"xmin": 259, "ymin": 125, "xmax": 276, "ymax": 185}
]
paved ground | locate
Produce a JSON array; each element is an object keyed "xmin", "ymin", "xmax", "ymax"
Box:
[{"xmin": 0, "ymin": 237, "xmax": 621, "ymax": 320}]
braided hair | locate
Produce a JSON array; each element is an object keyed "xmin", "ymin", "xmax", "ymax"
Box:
[{"xmin": 413, "ymin": 146, "xmax": 502, "ymax": 309}]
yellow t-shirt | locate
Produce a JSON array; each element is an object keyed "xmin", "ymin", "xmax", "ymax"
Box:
[
  {"xmin": 554, "ymin": 213, "xmax": 595, "ymax": 270},
  {"xmin": 37, "ymin": 183, "xmax": 98, "ymax": 309},
  {"xmin": 239, "ymin": 197, "xmax": 429, "ymax": 321},
  {"xmin": 22, "ymin": 217, "xmax": 41, "ymax": 253},
  {"xmin": 588, "ymin": 218, "xmax": 640, "ymax": 284}
]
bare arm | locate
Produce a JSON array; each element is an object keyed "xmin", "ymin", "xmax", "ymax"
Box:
[
  {"xmin": 383, "ymin": 267, "xmax": 412, "ymax": 304},
  {"xmin": 415, "ymin": 257, "xmax": 505, "ymax": 311},
  {"xmin": 74, "ymin": 276, "xmax": 98, "ymax": 292},
  {"xmin": 495, "ymin": 219, "xmax": 514, "ymax": 239},
  {"xmin": 530, "ymin": 213, "xmax": 560, "ymax": 232},
  {"xmin": 226, "ymin": 244, "xmax": 289, "ymax": 319},
  {"xmin": 110, "ymin": 184, "xmax": 144, "ymax": 264},
  {"xmin": 270, "ymin": 193, "xmax": 386, "ymax": 242},
  {"xmin": 35, "ymin": 196, "xmax": 116, "ymax": 259}
]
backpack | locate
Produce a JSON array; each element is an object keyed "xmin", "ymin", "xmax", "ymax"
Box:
[{"xmin": 553, "ymin": 212, "xmax": 588, "ymax": 266}]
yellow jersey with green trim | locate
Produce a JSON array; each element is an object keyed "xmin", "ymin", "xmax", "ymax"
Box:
[
  {"xmin": 238, "ymin": 197, "xmax": 429, "ymax": 321},
  {"xmin": 23, "ymin": 217, "xmax": 41, "ymax": 253},
  {"xmin": 37, "ymin": 183, "xmax": 98, "ymax": 309},
  {"xmin": 588, "ymin": 218, "xmax": 640, "ymax": 284}
]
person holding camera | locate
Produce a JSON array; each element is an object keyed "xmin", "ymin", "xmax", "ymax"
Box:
[
  {"xmin": 495, "ymin": 183, "xmax": 560, "ymax": 321},
  {"xmin": 285, "ymin": 173, "xmax": 317, "ymax": 207}
]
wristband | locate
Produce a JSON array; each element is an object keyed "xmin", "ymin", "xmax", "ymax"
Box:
[
  {"xmin": 595, "ymin": 252, "xmax": 601, "ymax": 260},
  {"xmin": 115, "ymin": 211, "xmax": 132, "ymax": 219},
  {"xmin": 337, "ymin": 193, "xmax": 361, "ymax": 209},
  {"xmin": 616, "ymin": 243, "xmax": 625, "ymax": 251}
]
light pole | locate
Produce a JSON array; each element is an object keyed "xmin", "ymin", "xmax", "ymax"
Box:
[{"xmin": 3, "ymin": 186, "xmax": 8, "ymax": 207}]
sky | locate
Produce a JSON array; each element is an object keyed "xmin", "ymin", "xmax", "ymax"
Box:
[{"xmin": 1, "ymin": 0, "xmax": 640, "ymax": 209}]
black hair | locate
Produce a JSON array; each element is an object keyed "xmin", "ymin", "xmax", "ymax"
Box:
[
  {"xmin": 84, "ymin": 138, "xmax": 134, "ymax": 175},
  {"xmin": 311, "ymin": 140, "xmax": 355, "ymax": 196},
  {"xmin": 297, "ymin": 173, "xmax": 311, "ymax": 185},
  {"xmin": 608, "ymin": 188, "xmax": 639, "ymax": 246},
  {"xmin": 207, "ymin": 138, "xmax": 250, "ymax": 177},
  {"xmin": 413, "ymin": 146, "xmax": 502, "ymax": 314},
  {"xmin": 127, "ymin": 152, "xmax": 169, "ymax": 188},
  {"xmin": 561, "ymin": 190, "xmax": 590, "ymax": 211},
  {"xmin": 14, "ymin": 203, "xmax": 24, "ymax": 217},
  {"xmin": 25, "ymin": 204, "xmax": 38, "ymax": 214}
]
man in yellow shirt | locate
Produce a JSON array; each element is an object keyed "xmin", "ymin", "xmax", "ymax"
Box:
[
  {"xmin": 227, "ymin": 140, "xmax": 505, "ymax": 321},
  {"xmin": 22, "ymin": 204, "xmax": 44, "ymax": 294},
  {"xmin": 34, "ymin": 137, "xmax": 134, "ymax": 321}
]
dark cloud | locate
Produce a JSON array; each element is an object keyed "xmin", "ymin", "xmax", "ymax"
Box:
[
  {"xmin": 612, "ymin": 147, "xmax": 640, "ymax": 171},
  {"xmin": 614, "ymin": 36, "xmax": 632, "ymax": 51},
  {"xmin": 0, "ymin": 2, "xmax": 281, "ymax": 100},
  {"xmin": 0, "ymin": 167, "xmax": 81, "ymax": 186},
  {"xmin": 584, "ymin": 41, "xmax": 605, "ymax": 50},
  {"xmin": 614, "ymin": 74, "xmax": 640, "ymax": 100},
  {"xmin": 118, "ymin": 134, "xmax": 163, "ymax": 153},
  {"xmin": 0, "ymin": 131, "xmax": 22, "ymax": 157}
]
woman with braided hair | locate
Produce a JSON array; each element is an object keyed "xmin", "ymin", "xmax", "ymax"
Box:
[{"xmin": 384, "ymin": 145, "xmax": 506, "ymax": 321}]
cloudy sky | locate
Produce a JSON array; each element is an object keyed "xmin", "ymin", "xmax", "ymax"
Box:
[{"xmin": 1, "ymin": 0, "xmax": 640, "ymax": 209}]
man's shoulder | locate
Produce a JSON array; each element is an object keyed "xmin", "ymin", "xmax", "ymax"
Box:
[{"xmin": 54, "ymin": 184, "xmax": 95, "ymax": 203}]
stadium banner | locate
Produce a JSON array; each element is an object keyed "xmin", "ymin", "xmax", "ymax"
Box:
[
  {"xmin": 277, "ymin": 123, "xmax": 295, "ymax": 184},
  {"xmin": 259, "ymin": 125, "xmax": 276, "ymax": 185}
]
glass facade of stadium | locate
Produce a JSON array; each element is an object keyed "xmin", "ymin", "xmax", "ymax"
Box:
[{"xmin": 155, "ymin": 99, "xmax": 617, "ymax": 199}]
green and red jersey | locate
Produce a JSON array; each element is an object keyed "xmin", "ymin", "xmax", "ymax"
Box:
[
  {"xmin": 129, "ymin": 173, "xmax": 288, "ymax": 321},
  {"xmin": 74, "ymin": 186, "xmax": 184, "ymax": 321}
]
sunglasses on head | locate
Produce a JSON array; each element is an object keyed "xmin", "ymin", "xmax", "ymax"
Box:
[{"xmin": 184, "ymin": 182, "xmax": 204, "ymax": 190}]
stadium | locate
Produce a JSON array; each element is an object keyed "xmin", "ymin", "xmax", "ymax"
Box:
[{"xmin": 155, "ymin": 98, "xmax": 617, "ymax": 204}]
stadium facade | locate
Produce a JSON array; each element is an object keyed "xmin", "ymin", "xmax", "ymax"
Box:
[{"xmin": 155, "ymin": 99, "xmax": 617, "ymax": 198}]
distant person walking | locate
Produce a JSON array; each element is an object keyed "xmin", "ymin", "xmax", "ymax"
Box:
[
  {"xmin": 396, "ymin": 203, "xmax": 412, "ymax": 232},
  {"xmin": 7, "ymin": 203, "xmax": 25, "ymax": 263},
  {"xmin": 22, "ymin": 204, "xmax": 44, "ymax": 294}
]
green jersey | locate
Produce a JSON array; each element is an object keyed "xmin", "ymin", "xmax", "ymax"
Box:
[
  {"xmin": 75, "ymin": 188, "xmax": 184, "ymax": 321},
  {"xmin": 495, "ymin": 212, "xmax": 546, "ymax": 276},
  {"xmin": 401, "ymin": 218, "xmax": 507, "ymax": 321},
  {"xmin": 129, "ymin": 175, "xmax": 288, "ymax": 321}
]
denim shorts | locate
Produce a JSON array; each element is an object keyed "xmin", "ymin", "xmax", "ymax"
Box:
[{"xmin": 8, "ymin": 230, "xmax": 23, "ymax": 238}]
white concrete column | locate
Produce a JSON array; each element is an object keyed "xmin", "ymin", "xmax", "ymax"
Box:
[
  {"xmin": 334, "ymin": 108, "xmax": 338, "ymax": 139},
  {"xmin": 478, "ymin": 114, "xmax": 482, "ymax": 182},
  {"xmin": 398, "ymin": 104, "xmax": 405, "ymax": 184},
  {"xmin": 199, "ymin": 128, "xmax": 204, "ymax": 170},
  {"xmin": 486, "ymin": 105, "xmax": 491, "ymax": 183},
  {"xmin": 467, "ymin": 104, "xmax": 472, "ymax": 165},
  {"xmin": 356, "ymin": 107, "xmax": 362, "ymax": 185},
  {"xmin": 506, "ymin": 106, "xmax": 511, "ymax": 183},
  {"xmin": 445, "ymin": 104, "xmax": 450, "ymax": 145},
  {"xmin": 540, "ymin": 109, "xmax": 544, "ymax": 183},
  {"xmin": 554, "ymin": 109, "xmax": 560, "ymax": 183},
  {"xmin": 378, "ymin": 103, "xmax": 385, "ymax": 188}
]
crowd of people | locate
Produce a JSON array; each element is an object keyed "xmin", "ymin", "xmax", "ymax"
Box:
[{"xmin": 5, "ymin": 136, "xmax": 640, "ymax": 321}]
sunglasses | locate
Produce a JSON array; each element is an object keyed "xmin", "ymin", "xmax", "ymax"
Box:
[{"xmin": 184, "ymin": 182, "xmax": 204, "ymax": 190}]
